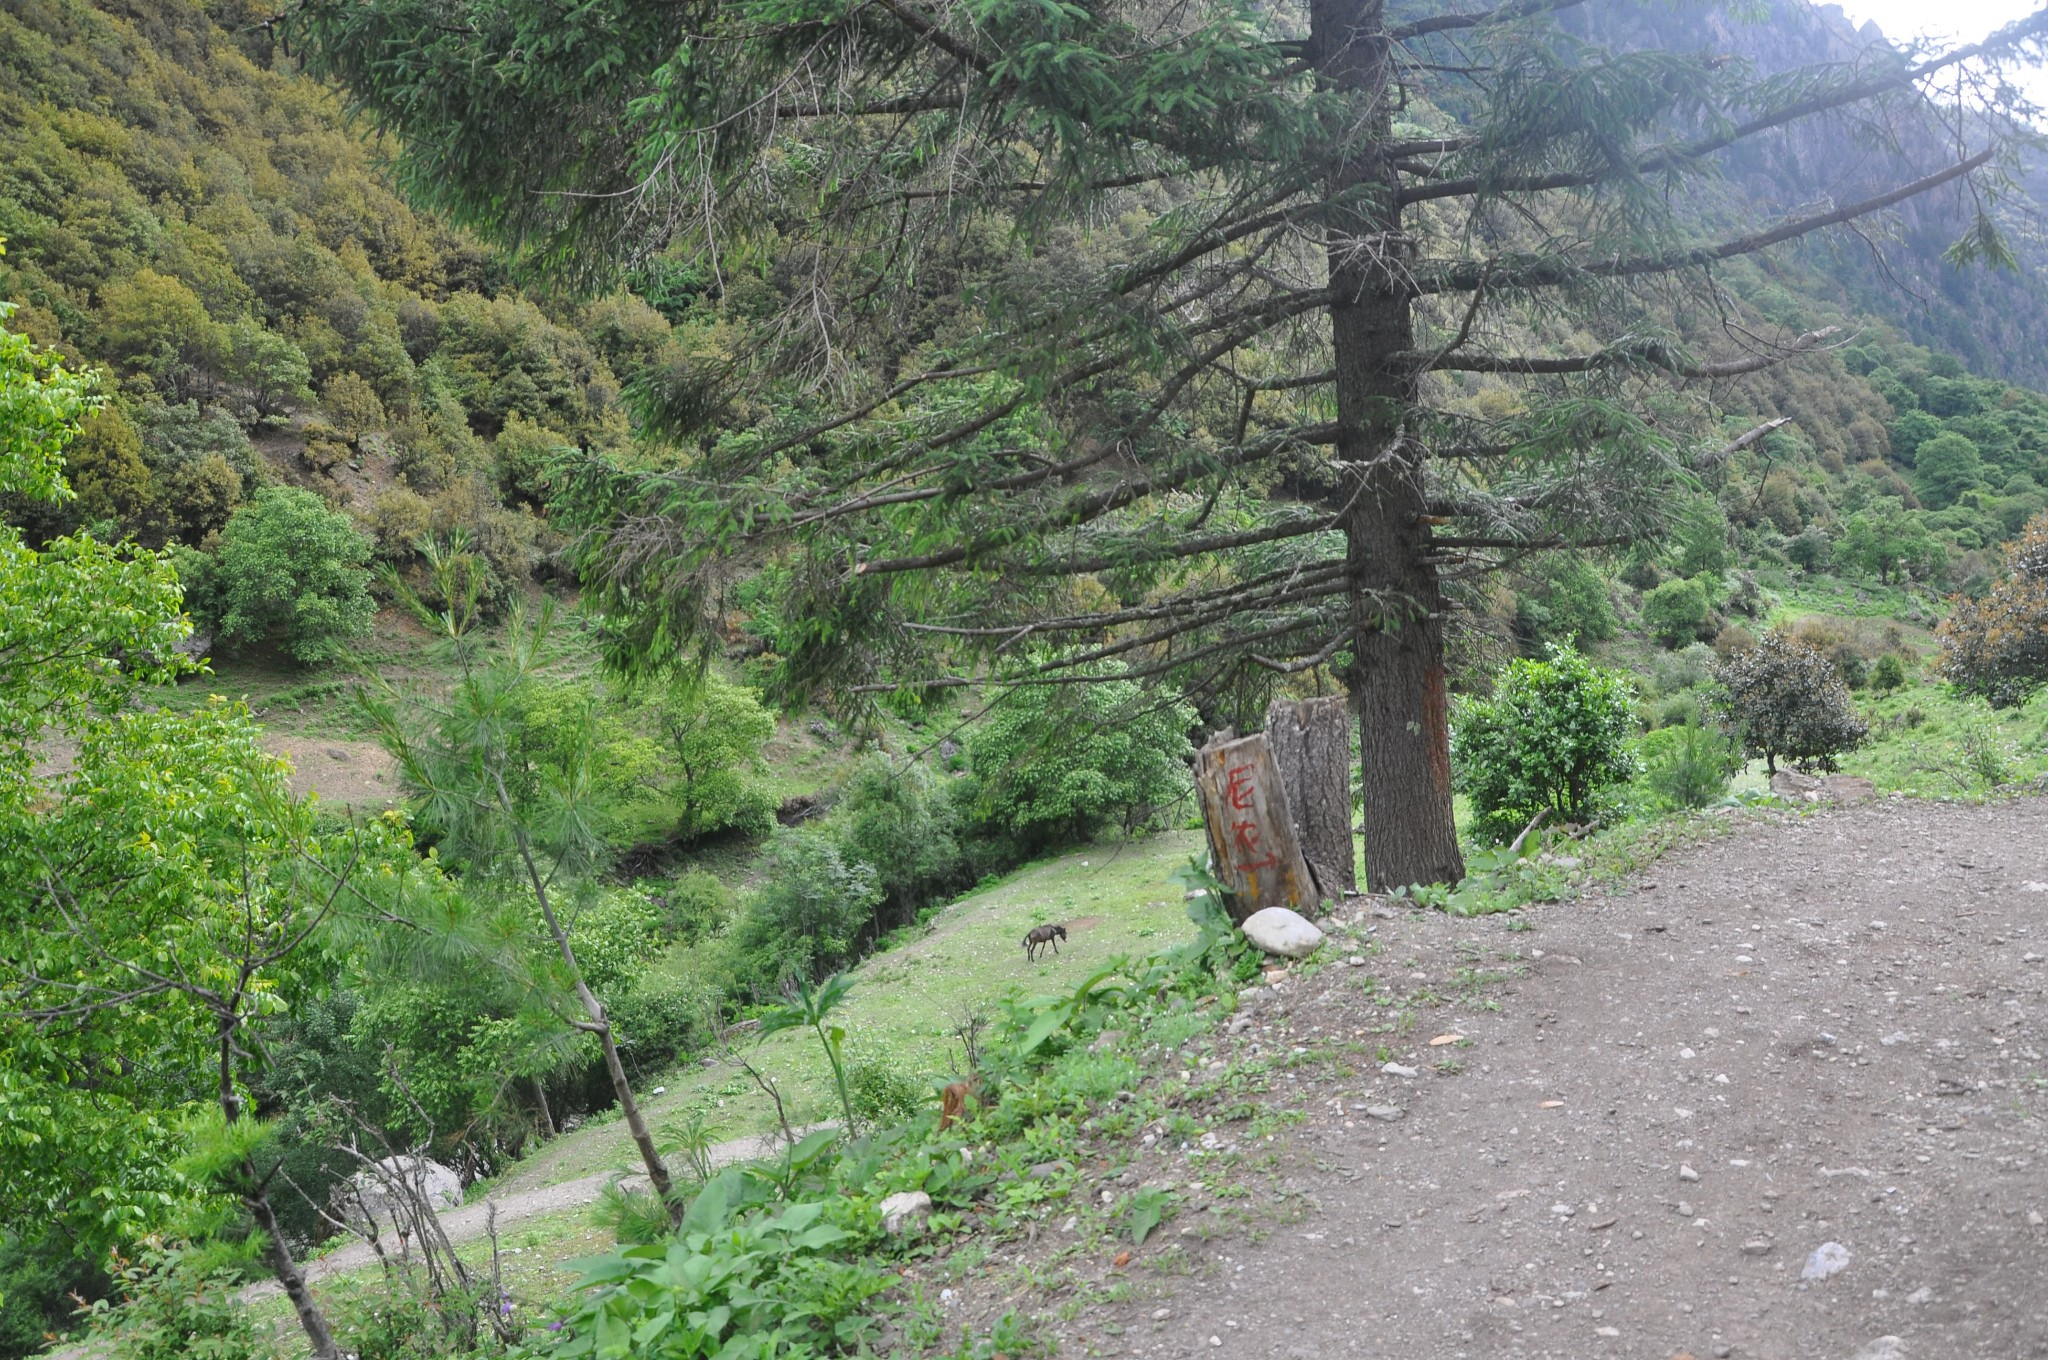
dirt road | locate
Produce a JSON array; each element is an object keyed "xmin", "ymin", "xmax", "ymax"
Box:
[{"xmin": 1051, "ymin": 800, "xmax": 2048, "ymax": 1360}]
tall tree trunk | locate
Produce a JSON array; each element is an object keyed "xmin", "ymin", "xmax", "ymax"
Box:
[{"xmin": 1313, "ymin": 0, "xmax": 1465, "ymax": 889}]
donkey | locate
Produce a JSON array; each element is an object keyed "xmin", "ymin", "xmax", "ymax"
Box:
[{"xmin": 1022, "ymin": 923, "xmax": 1068, "ymax": 961}]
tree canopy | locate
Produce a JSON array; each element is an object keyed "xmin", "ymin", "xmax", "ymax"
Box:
[{"xmin": 295, "ymin": 0, "xmax": 2048, "ymax": 885}]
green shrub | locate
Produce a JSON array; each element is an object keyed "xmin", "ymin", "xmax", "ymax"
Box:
[
  {"xmin": 1514, "ymin": 557, "xmax": 1616, "ymax": 650},
  {"xmin": 1712, "ymin": 632, "xmax": 1869, "ymax": 773},
  {"xmin": 1938, "ymin": 512, "xmax": 2048, "ymax": 707},
  {"xmin": 651, "ymin": 869, "xmax": 736, "ymax": 943},
  {"xmin": 1451, "ymin": 642, "xmax": 1640, "ymax": 843},
  {"xmin": 609, "ymin": 972, "xmax": 716, "ymax": 1073},
  {"xmin": 1641, "ymin": 576, "xmax": 1713, "ymax": 647},
  {"xmin": 1637, "ymin": 722, "xmax": 1741, "ymax": 810},
  {"xmin": 834, "ymin": 755, "xmax": 964, "ymax": 926},
  {"xmin": 724, "ymin": 829, "xmax": 883, "ymax": 995},
  {"xmin": 651, "ymin": 675, "xmax": 777, "ymax": 841},
  {"xmin": 963, "ymin": 677, "xmax": 1196, "ymax": 850},
  {"xmin": 846, "ymin": 1058, "xmax": 926, "ymax": 1130},
  {"xmin": 80, "ymin": 1242, "xmax": 264, "ymax": 1360},
  {"xmin": 208, "ymin": 486, "xmax": 376, "ymax": 663}
]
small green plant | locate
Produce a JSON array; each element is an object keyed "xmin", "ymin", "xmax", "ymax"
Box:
[
  {"xmin": 1869, "ymin": 652, "xmax": 1907, "ymax": 695},
  {"xmin": 1637, "ymin": 721, "xmax": 1741, "ymax": 810},
  {"xmin": 757, "ymin": 972, "xmax": 862, "ymax": 1133},
  {"xmin": 80, "ymin": 1241, "xmax": 265, "ymax": 1360},
  {"xmin": 1125, "ymin": 1186, "xmax": 1173, "ymax": 1244}
]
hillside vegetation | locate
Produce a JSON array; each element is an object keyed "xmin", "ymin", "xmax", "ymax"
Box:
[{"xmin": 9, "ymin": 2, "xmax": 2048, "ymax": 1360}]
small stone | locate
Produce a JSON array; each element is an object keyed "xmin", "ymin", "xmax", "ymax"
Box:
[
  {"xmin": 1382, "ymin": 1062, "xmax": 1420, "ymax": 1078},
  {"xmin": 326, "ymin": 747, "xmax": 350, "ymax": 760},
  {"xmin": 1209, "ymin": 1337, "xmax": 1222, "ymax": 1348},
  {"xmin": 1594, "ymin": 1326, "xmax": 1620, "ymax": 1338},
  {"xmin": 1588, "ymin": 1216, "xmax": 1618, "ymax": 1231},
  {"xmin": 1364, "ymin": 1105, "xmax": 1405, "ymax": 1121},
  {"xmin": 1677, "ymin": 1201, "xmax": 1696, "ymax": 1218},
  {"xmin": 1550, "ymin": 1203, "xmax": 1575, "ymax": 1217},
  {"xmin": 1846, "ymin": 1340, "xmax": 1907, "ymax": 1360},
  {"xmin": 1714, "ymin": 1347, "xmax": 1733, "ymax": 1359},
  {"xmin": 1880, "ymin": 1031, "xmax": 1909, "ymax": 1047},
  {"xmin": 1679, "ymin": 1164, "xmax": 1700, "ymax": 1183},
  {"xmin": 1026, "ymin": 1159, "xmax": 1074, "ymax": 1180},
  {"xmin": 1227, "ymin": 1016, "xmax": 1252, "ymax": 1035},
  {"xmin": 1371, "ymin": 905, "xmax": 1397, "ymax": 920},
  {"xmin": 1242, "ymin": 907, "xmax": 1325, "ymax": 958},
  {"xmin": 1741, "ymin": 1239, "xmax": 1773, "ymax": 1256},
  {"xmin": 2030, "ymin": 1210, "xmax": 2045, "ymax": 1227},
  {"xmin": 1802, "ymin": 1241, "xmax": 1851, "ymax": 1280},
  {"xmin": 1152, "ymin": 1308, "xmax": 1173, "ymax": 1321},
  {"xmin": 2026, "ymin": 953, "xmax": 2045, "ymax": 964},
  {"xmin": 879, "ymin": 1191, "xmax": 932, "ymax": 1235},
  {"xmin": 1906, "ymin": 1286, "xmax": 1933, "ymax": 1305},
  {"xmin": 1679, "ymin": 1047, "xmax": 1697, "ymax": 1060},
  {"xmin": 1346, "ymin": 954, "xmax": 1366, "ymax": 966}
]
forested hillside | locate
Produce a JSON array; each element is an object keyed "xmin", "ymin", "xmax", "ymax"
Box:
[
  {"xmin": 0, "ymin": 0, "xmax": 690, "ymax": 627},
  {"xmin": 10, "ymin": 1, "xmax": 2048, "ymax": 1359}
]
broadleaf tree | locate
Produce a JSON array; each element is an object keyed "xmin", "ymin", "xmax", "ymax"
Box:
[{"xmin": 297, "ymin": 0, "xmax": 2048, "ymax": 886}]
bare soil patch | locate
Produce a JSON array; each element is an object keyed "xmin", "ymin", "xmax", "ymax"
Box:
[
  {"xmin": 264, "ymin": 734, "xmax": 399, "ymax": 808},
  {"xmin": 1035, "ymin": 799, "xmax": 2048, "ymax": 1360}
]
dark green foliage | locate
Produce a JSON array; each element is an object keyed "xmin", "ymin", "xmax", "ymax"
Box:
[
  {"xmin": 846, "ymin": 1059, "xmax": 925, "ymax": 1130},
  {"xmin": 1452, "ymin": 644, "xmax": 1640, "ymax": 843},
  {"xmin": 1515, "ymin": 557, "xmax": 1616, "ymax": 651},
  {"xmin": 650, "ymin": 869, "xmax": 736, "ymax": 944},
  {"xmin": 1839, "ymin": 497, "xmax": 1944, "ymax": 585},
  {"xmin": 78, "ymin": 1242, "xmax": 265, "ymax": 1360},
  {"xmin": 726, "ymin": 830, "xmax": 883, "ymax": 996},
  {"xmin": 1870, "ymin": 652, "xmax": 1908, "ymax": 695},
  {"xmin": 1641, "ymin": 577, "xmax": 1714, "ymax": 648},
  {"xmin": 1637, "ymin": 723, "xmax": 1741, "ymax": 811},
  {"xmin": 0, "ymin": 1234, "xmax": 103, "ymax": 1360},
  {"xmin": 208, "ymin": 486, "xmax": 375, "ymax": 663},
  {"xmin": 963, "ymin": 680, "xmax": 1196, "ymax": 852},
  {"xmin": 1672, "ymin": 500, "xmax": 1733, "ymax": 579},
  {"xmin": 1712, "ymin": 632, "xmax": 1869, "ymax": 773},
  {"xmin": 833, "ymin": 754, "xmax": 965, "ymax": 926},
  {"xmin": 1914, "ymin": 432, "xmax": 1986, "ymax": 509},
  {"xmin": 1786, "ymin": 526, "xmax": 1833, "ymax": 574}
]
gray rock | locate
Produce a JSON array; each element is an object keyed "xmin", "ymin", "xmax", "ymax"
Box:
[
  {"xmin": 879, "ymin": 1190, "xmax": 932, "ymax": 1234},
  {"xmin": 1026, "ymin": 1160, "xmax": 1074, "ymax": 1180},
  {"xmin": 1846, "ymin": 1340, "xmax": 1907, "ymax": 1360},
  {"xmin": 1241, "ymin": 907, "xmax": 1324, "ymax": 959},
  {"xmin": 1227, "ymin": 1016, "xmax": 1252, "ymax": 1035},
  {"xmin": 1678, "ymin": 1164, "xmax": 1700, "ymax": 1182},
  {"xmin": 1802, "ymin": 1241, "xmax": 1852, "ymax": 1281},
  {"xmin": 1741, "ymin": 1239, "xmax": 1774, "ymax": 1256},
  {"xmin": 1363, "ymin": 1105, "xmax": 1404, "ymax": 1121},
  {"xmin": 332, "ymin": 1156, "xmax": 462, "ymax": 1234}
]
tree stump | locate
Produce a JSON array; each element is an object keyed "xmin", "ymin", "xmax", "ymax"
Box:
[
  {"xmin": 1194, "ymin": 732, "xmax": 1317, "ymax": 924},
  {"xmin": 1264, "ymin": 695, "xmax": 1356, "ymax": 899}
]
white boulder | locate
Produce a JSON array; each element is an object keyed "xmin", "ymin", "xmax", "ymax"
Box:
[
  {"xmin": 333, "ymin": 1155, "xmax": 463, "ymax": 1235},
  {"xmin": 879, "ymin": 1190, "xmax": 932, "ymax": 1235},
  {"xmin": 1241, "ymin": 907, "xmax": 1324, "ymax": 959}
]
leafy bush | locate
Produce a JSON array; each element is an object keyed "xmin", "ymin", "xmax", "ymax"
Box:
[
  {"xmin": 834, "ymin": 754, "xmax": 964, "ymax": 926},
  {"xmin": 1514, "ymin": 556, "xmax": 1616, "ymax": 649},
  {"xmin": 1712, "ymin": 631, "xmax": 1869, "ymax": 772},
  {"xmin": 1641, "ymin": 576, "xmax": 1713, "ymax": 647},
  {"xmin": 80, "ymin": 1242, "xmax": 265, "ymax": 1360},
  {"xmin": 532, "ymin": 1185, "xmax": 892, "ymax": 1360},
  {"xmin": 963, "ymin": 677, "xmax": 1196, "ymax": 850},
  {"xmin": 208, "ymin": 486, "xmax": 376, "ymax": 663},
  {"xmin": 846, "ymin": 1059, "xmax": 926, "ymax": 1130},
  {"xmin": 1870, "ymin": 652, "xmax": 1908, "ymax": 695},
  {"xmin": 651, "ymin": 675, "xmax": 777, "ymax": 842},
  {"xmin": 1451, "ymin": 642, "xmax": 1640, "ymax": 843},
  {"xmin": 608, "ymin": 972, "xmax": 716, "ymax": 1076},
  {"xmin": 650, "ymin": 869, "xmax": 736, "ymax": 943},
  {"xmin": 1637, "ymin": 722, "xmax": 1741, "ymax": 810},
  {"xmin": 1939, "ymin": 510, "xmax": 2048, "ymax": 707},
  {"xmin": 724, "ymin": 829, "xmax": 883, "ymax": 994}
]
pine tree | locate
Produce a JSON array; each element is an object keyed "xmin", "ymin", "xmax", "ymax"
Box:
[{"xmin": 296, "ymin": 0, "xmax": 2047, "ymax": 886}]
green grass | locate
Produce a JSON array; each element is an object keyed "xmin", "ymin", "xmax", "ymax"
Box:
[
  {"xmin": 1838, "ymin": 680, "xmax": 2048, "ymax": 797},
  {"xmin": 493, "ymin": 830, "xmax": 1204, "ymax": 1195}
]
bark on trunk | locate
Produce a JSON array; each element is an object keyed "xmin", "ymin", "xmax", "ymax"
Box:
[
  {"xmin": 247, "ymin": 1175, "xmax": 342, "ymax": 1360},
  {"xmin": 1313, "ymin": 0, "xmax": 1465, "ymax": 889},
  {"xmin": 580, "ymin": 978, "xmax": 676, "ymax": 1208},
  {"xmin": 1264, "ymin": 696, "xmax": 1356, "ymax": 898}
]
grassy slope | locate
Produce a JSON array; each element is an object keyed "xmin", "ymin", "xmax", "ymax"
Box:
[{"xmin": 493, "ymin": 830, "xmax": 1202, "ymax": 1195}]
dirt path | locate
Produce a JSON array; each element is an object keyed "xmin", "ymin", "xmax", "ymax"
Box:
[
  {"xmin": 245, "ymin": 1129, "xmax": 796, "ymax": 1298},
  {"xmin": 1044, "ymin": 800, "xmax": 2048, "ymax": 1360}
]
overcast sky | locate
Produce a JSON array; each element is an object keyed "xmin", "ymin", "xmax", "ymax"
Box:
[{"xmin": 1831, "ymin": 0, "xmax": 2048, "ymax": 104}]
